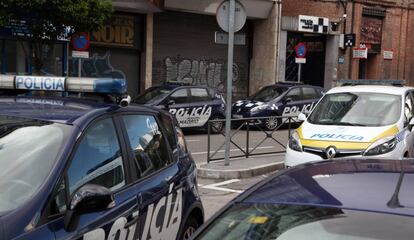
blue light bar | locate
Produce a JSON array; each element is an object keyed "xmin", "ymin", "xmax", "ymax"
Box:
[{"xmin": 0, "ymin": 75, "xmax": 127, "ymax": 96}]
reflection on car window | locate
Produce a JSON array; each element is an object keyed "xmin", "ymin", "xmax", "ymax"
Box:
[
  {"xmin": 134, "ymin": 86, "xmax": 172, "ymax": 104},
  {"xmin": 0, "ymin": 116, "xmax": 71, "ymax": 213},
  {"xmin": 285, "ymin": 88, "xmax": 302, "ymax": 101},
  {"xmin": 170, "ymin": 89, "xmax": 189, "ymax": 104},
  {"xmin": 308, "ymin": 92, "xmax": 401, "ymax": 126},
  {"xmin": 405, "ymin": 93, "xmax": 413, "ymax": 123},
  {"xmin": 250, "ymin": 86, "xmax": 285, "ymax": 102},
  {"xmin": 67, "ymin": 118, "xmax": 125, "ymax": 195},
  {"xmin": 122, "ymin": 115, "xmax": 170, "ymax": 178},
  {"xmin": 198, "ymin": 204, "xmax": 414, "ymax": 240},
  {"xmin": 191, "ymin": 88, "xmax": 211, "ymax": 102},
  {"xmin": 302, "ymin": 87, "xmax": 319, "ymax": 100}
]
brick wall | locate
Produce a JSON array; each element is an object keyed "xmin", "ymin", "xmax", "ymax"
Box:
[{"xmin": 282, "ymin": 0, "xmax": 414, "ymax": 85}]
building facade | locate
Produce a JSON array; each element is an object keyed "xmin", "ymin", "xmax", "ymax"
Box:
[{"xmin": 281, "ymin": 0, "xmax": 414, "ymax": 88}]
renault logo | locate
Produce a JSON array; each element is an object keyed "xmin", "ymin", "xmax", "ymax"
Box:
[{"xmin": 326, "ymin": 146, "xmax": 337, "ymax": 159}]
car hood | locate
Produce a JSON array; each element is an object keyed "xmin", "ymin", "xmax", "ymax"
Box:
[
  {"xmin": 298, "ymin": 122, "xmax": 401, "ymax": 150},
  {"xmin": 233, "ymin": 100, "xmax": 269, "ymax": 109}
]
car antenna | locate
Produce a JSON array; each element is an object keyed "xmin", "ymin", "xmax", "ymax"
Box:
[{"xmin": 387, "ymin": 160, "xmax": 405, "ymax": 208}]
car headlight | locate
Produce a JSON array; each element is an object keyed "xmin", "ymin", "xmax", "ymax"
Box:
[
  {"xmin": 289, "ymin": 131, "xmax": 302, "ymax": 152},
  {"xmin": 250, "ymin": 105, "xmax": 268, "ymax": 113},
  {"xmin": 363, "ymin": 136, "xmax": 397, "ymax": 156}
]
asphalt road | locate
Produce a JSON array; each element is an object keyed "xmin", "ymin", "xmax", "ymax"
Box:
[{"xmin": 184, "ymin": 128, "xmax": 292, "ymax": 220}]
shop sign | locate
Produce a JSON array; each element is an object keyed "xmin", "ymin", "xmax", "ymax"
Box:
[
  {"xmin": 383, "ymin": 50, "xmax": 393, "ymax": 60},
  {"xmin": 90, "ymin": 15, "xmax": 142, "ymax": 50},
  {"xmin": 353, "ymin": 48, "xmax": 368, "ymax": 59},
  {"xmin": 298, "ymin": 15, "xmax": 329, "ymax": 34}
]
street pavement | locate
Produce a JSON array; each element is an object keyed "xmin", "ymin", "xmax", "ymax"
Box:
[{"xmin": 184, "ymin": 128, "xmax": 291, "ymax": 220}]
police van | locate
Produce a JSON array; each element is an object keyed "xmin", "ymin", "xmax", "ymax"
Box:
[
  {"xmin": 285, "ymin": 81, "xmax": 414, "ymax": 167},
  {"xmin": 134, "ymin": 85, "xmax": 226, "ymax": 133},
  {"xmin": 232, "ymin": 82, "xmax": 324, "ymax": 130},
  {"xmin": 0, "ymin": 75, "xmax": 204, "ymax": 240}
]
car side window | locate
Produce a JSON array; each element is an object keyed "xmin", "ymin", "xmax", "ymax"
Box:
[
  {"xmin": 191, "ymin": 88, "xmax": 211, "ymax": 102},
  {"xmin": 285, "ymin": 88, "xmax": 302, "ymax": 101},
  {"xmin": 122, "ymin": 115, "xmax": 171, "ymax": 179},
  {"xmin": 67, "ymin": 118, "xmax": 126, "ymax": 195},
  {"xmin": 170, "ymin": 89, "xmax": 189, "ymax": 104},
  {"xmin": 161, "ymin": 114, "xmax": 179, "ymax": 159},
  {"xmin": 302, "ymin": 87, "xmax": 319, "ymax": 100}
]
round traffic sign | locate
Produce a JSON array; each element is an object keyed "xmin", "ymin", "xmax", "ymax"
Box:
[
  {"xmin": 295, "ymin": 43, "xmax": 307, "ymax": 58},
  {"xmin": 216, "ymin": 0, "xmax": 247, "ymax": 33},
  {"xmin": 71, "ymin": 32, "xmax": 90, "ymax": 51}
]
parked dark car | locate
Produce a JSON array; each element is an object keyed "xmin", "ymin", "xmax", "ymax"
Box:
[
  {"xmin": 134, "ymin": 84, "xmax": 226, "ymax": 133},
  {"xmin": 232, "ymin": 82, "xmax": 324, "ymax": 130},
  {"xmin": 192, "ymin": 159, "xmax": 414, "ymax": 240}
]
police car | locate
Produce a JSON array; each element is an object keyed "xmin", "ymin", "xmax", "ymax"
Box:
[
  {"xmin": 232, "ymin": 82, "xmax": 324, "ymax": 130},
  {"xmin": 192, "ymin": 159, "xmax": 414, "ymax": 239},
  {"xmin": 134, "ymin": 85, "xmax": 226, "ymax": 133},
  {"xmin": 0, "ymin": 75, "xmax": 204, "ymax": 240},
  {"xmin": 285, "ymin": 81, "xmax": 414, "ymax": 167}
]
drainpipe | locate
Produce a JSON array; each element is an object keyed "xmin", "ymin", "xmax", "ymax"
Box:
[
  {"xmin": 348, "ymin": 0, "xmax": 356, "ymax": 79},
  {"xmin": 403, "ymin": 1, "xmax": 414, "ymax": 83},
  {"xmin": 275, "ymin": 0, "xmax": 282, "ymax": 83}
]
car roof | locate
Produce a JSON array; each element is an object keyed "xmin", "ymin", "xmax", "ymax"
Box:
[
  {"xmin": 0, "ymin": 96, "xmax": 157, "ymax": 126},
  {"xmin": 327, "ymin": 85, "xmax": 414, "ymax": 95},
  {"xmin": 265, "ymin": 82, "xmax": 322, "ymax": 89},
  {"xmin": 239, "ymin": 159, "xmax": 414, "ymax": 217}
]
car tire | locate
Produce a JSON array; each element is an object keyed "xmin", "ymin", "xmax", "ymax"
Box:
[
  {"xmin": 264, "ymin": 115, "xmax": 281, "ymax": 131},
  {"xmin": 179, "ymin": 216, "xmax": 199, "ymax": 240},
  {"xmin": 209, "ymin": 115, "xmax": 225, "ymax": 134}
]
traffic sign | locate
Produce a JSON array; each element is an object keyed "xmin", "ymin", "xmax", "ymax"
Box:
[
  {"xmin": 216, "ymin": 0, "xmax": 247, "ymax": 33},
  {"xmin": 72, "ymin": 51, "xmax": 89, "ymax": 59},
  {"xmin": 295, "ymin": 43, "xmax": 307, "ymax": 58},
  {"xmin": 344, "ymin": 34, "xmax": 356, "ymax": 48},
  {"xmin": 71, "ymin": 32, "xmax": 90, "ymax": 51}
]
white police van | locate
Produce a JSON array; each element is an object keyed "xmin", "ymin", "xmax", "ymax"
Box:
[{"xmin": 285, "ymin": 81, "xmax": 414, "ymax": 167}]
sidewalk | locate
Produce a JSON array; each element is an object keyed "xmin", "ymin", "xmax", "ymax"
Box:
[{"xmin": 197, "ymin": 153, "xmax": 285, "ymax": 180}]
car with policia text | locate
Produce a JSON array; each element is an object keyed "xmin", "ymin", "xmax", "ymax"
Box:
[
  {"xmin": 133, "ymin": 84, "xmax": 226, "ymax": 133},
  {"xmin": 232, "ymin": 82, "xmax": 324, "ymax": 130},
  {"xmin": 0, "ymin": 75, "xmax": 204, "ymax": 240},
  {"xmin": 192, "ymin": 158, "xmax": 414, "ymax": 240},
  {"xmin": 285, "ymin": 80, "xmax": 414, "ymax": 167}
]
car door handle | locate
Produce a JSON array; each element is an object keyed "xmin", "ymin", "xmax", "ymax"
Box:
[{"xmin": 125, "ymin": 211, "xmax": 140, "ymax": 228}]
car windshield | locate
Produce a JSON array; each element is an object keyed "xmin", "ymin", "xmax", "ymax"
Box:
[
  {"xmin": 307, "ymin": 92, "xmax": 401, "ymax": 126},
  {"xmin": 134, "ymin": 86, "xmax": 172, "ymax": 104},
  {"xmin": 249, "ymin": 86, "xmax": 286, "ymax": 102},
  {"xmin": 197, "ymin": 203, "xmax": 414, "ymax": 240},
  {"xmin": 0, "ymin": 115, "xmax": 72, "ymax": 213}
]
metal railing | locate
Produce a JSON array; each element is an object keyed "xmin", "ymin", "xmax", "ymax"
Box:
[{"xmin": 207, "ymin": 116, "xmax": 293, "ymax": 163}]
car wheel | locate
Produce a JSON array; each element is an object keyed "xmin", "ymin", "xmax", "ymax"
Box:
[
  {"xmin": 264, "ymin": 116, "xmax": 281, "ymax": 131},
  {"xmin": 180, "ymin": 216, "xmax": 199, "ymax": 240},
  {"xmin": 209, "ymin": 115, "xmax": 224, "ymax": 134}
]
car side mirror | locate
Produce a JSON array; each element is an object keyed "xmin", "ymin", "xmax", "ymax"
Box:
[
  {"xmin": 167, "ymin": 99, "xmax": 176, "ymax": 106},
  {"xmin": 283, "ymin": 97, "xmax": 293, "ymax": 104},
  {"xmin": 64, "ymin": 184, "xmax": 115, "ymax": 231},
  {"xmin": 298, "ymin": 112, "xmax": 307, "ymax": 122},
  {"xmin": 409, "ymin": 118, "xmax": 414, "ymax": 131}
]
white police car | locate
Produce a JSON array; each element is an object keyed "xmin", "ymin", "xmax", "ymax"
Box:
[{"xmin": 285, "ymin": 81, "xmax": 414, "ymax": 167}]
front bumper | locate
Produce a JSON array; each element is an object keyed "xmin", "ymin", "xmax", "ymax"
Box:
[{"xmin": 284, "ymin": 143, "xmax": 406, "ymax": 167}]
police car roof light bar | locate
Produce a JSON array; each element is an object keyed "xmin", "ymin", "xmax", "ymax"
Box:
[
  {"xmin": 339, "ymin": 79, "xmax": 405, "ymax": 86},
  {"xmin": 0, "ymin": 75, "xmax": 127, "ymax": 96}
]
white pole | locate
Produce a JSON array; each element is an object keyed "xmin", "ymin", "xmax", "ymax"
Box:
[{"xmin": 224, "ymin": 0, "xmax": 235, "ymax": 166}]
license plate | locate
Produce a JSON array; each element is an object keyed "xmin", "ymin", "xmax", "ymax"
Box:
[{"xmin": 233, "ymin": 114, "xmax": 243, "ymax": 119}]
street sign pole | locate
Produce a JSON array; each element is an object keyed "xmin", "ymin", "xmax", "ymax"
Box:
[
  {"xmin": 224, "ymin": 0, "xmax": 235, "ymax": 166},
  {"xmin": 298, "ymin": 64, "xmax": 302, "ymax": 83}
]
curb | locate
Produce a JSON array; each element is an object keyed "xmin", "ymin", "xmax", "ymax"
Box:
[{"xmin": 197, "ymin": 161, "xmax": 285, "ymax": 180}]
